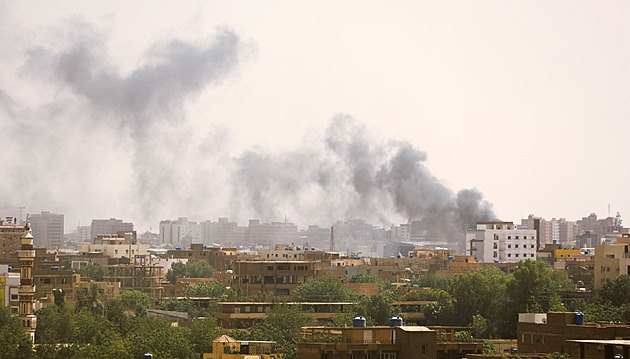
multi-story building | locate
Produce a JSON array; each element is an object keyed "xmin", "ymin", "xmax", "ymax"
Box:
[
  {"xmin": 466, "ymin": 222, "xmax": 537, "ymax": 263},
  {"xmin": 82, "ymin": 233, "xmax": 149, "ymax": 259},
  {"xmin": 29, "ymin": 211, "xmax": 64, "ymax": 250},
  {"xmin": 159, "ymin": 217, "xmax": 201, "ymax": 246},
  {"xmin": 0, "ymin": 217, "xmax": 26, "ymax": 259},
  {"xmin": 201, "ymin": 217, "xmax": 239, "ymax": 244},
  {"xmin": 164, "ymin": 243, "xmax": 236, "ymax": 271},
  {"xmin": 518, "ymin": 311, "xmax": 630, "ymax": 358},
  {"xmin": 90, "ymin": 218, "xmax": 133, "ymax": 241},
  {"xmin": 204, "ymin": 335, "xmax": 277, "ymax": 359},
  {"xmin": 247, "ymin": 220, "xmax": 298, "ymax": 246},
  {"xmin": 577, "ymin": 213, "xmax": 626, "ymax": 238},
  {"xmin": 299, "ymin": 323, "xmax": 482, "ymax": 359},
  {"xmin": 259, "ymin": 244, "xmax": 313, "ymax": 261},
  {"xmin": 0, "ymin": 264, "xmax": 20, "ymax": 313},
  {"xmin": 594, "ymin": 243, "xmax": 630, "ymax": 289},
  {"xmin": 77, "ymin": 225, "xmax": 91, "ymax": 242},
  {"xmin": 214, "ymin": 302, "xmax": 353, "ymax": 328},
  {"xmin": 233, "ymin": 260, "xmax": 322, "ymax": 298}
]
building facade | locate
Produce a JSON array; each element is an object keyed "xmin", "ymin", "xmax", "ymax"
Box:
[
  {"xmin": 29, "ymin": 211, "xmax": 64, "ymax": 250},
  {"xmin": 90, "ymin": 218, "xmax": 133, "ymax": 242},
  {"xmin": 467, "ymin": 222, "xmax": 537, "ymax": 263}
]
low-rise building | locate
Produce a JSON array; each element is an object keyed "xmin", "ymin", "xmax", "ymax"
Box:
[
  {"xmin": 165, "ymin": 243, "xmax": 236, "ymax": 272},
  {"xmin": 214, "ymin": 302, "xmax": 353, "ymax": 328},
  {"xmin": 594, "ymin": 243, "xmax": 630, "ymax": 289},
  {"xmin": 517, "ymin": 311, "xmax": 630, "ymax": 358},
  {"xmin": 204, "ymin": 334, "xmax": 276, "ymax": 359}
]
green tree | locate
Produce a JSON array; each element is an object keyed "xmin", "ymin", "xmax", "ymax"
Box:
[
  {"xmin": 115, "ymin": 290, "xmax": 151, "ymax": 317},
  {"xmin": 347, "ymin": 273, "xmax": 383, "ymax": 284},
  {"xmin": 293, "ymin": 276, "xmax": 352, "ymax": 302},
  {"xmin": 403, "ymin": 288, "xmax": 450, "ymax": 303},
  {"xmin": 0, "ymin": 305, "xmax": 33, "ymax": 359},
  {"xmin": 166, "ymin": 261, "xmax": 214, "ymax": 284},
  {"xmin": 250, "ymin": 304, "xmax": 315, "ymax": 359},
  {"xmin": 75, "ymin": 283, "xmax": 105, "ymax": 315},
  {"xmin": 598, "ymin": 274, "xmax": 630, "ymax": 307},
  {"xmin": 410, "ymin": 273, "xmax": 451, "ymax": 291},
  {"xmin": 127, "ymin": 316, "xmax": 196, "ymax": 359},
  {"xmin": 183, "ymin": 280, "xmax": 225, "ymax": 298},
  {"xmin": 354, "ymin": 292, "xmax": 398, "ymax": 326},
  {"xmin": 35, "ymin": 303, "xmax": 77, "ymax": 344},
  {"xmin": 76, "ymin": 264, "xmax": 108, "ymax": 282},
  {"xmin": 186, "ymin": 317, "xmax": 222, "ymax": 356}
]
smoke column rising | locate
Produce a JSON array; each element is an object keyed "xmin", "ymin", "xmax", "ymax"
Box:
[{"xmin": 0, "ymin": 19, "xmax": 495, "ymax": 239}]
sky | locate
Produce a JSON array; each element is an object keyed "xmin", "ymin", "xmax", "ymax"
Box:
[{"xmin": 1, "ymin": 1, "xmax": 630, "ymax": 234}]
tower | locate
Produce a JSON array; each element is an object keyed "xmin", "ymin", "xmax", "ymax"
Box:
[
  {"xmin": 18, "ymin": 220, "xmax": 36, "ymax": 342},
  {"xmin": 329, "ymin": 226, "xmax": 335, "ymax": 251}
]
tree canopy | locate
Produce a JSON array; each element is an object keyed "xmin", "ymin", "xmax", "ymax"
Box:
[
  {"xmin": 166, "ymin": 261, "xmax": 215, "ymax": 284},
  {"xmin": 293, "ymin": 276, "xmax": 352, "ymax": 302}
]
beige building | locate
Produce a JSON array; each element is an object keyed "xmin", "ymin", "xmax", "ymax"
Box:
[
  {"xmin": 594, "ymin": 243, "xmax": 630, "ymax": 289},
  {"xmin": 29, "ymin": 211, "xmax": 64, "ymax": 250}
]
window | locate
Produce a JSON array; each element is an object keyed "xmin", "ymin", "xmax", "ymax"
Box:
[
  {"xmin": 507, "ymin": 254, "xmax": 511, "ymax": 257},
  {"xmin": 267, "ymin": 266, "xmax": 274, "ymax": 271},
  {"xmin": 515, "ymin": 244, "xmax": 519, "ymax": 248},
  {"xmin": 515, "ymin": 254, "xmax": 519, "ymax": 257},
  {"xmin": 493, "ymin": 252, "xmax": 498, "ymax": 258},
  {"xmin": 378, "ymin": 354, "xmax": 396, "ymax": 359},
  {"xmin": 531, "ymin": 254, "xmax": 535, "ymax": 257},
  {"xmin": 531, "ymin": 245, "xmax": 535, "ymax": 248},
  {"xmin": 421, "ymin": 344, "xmax": 427, "ymax": 354},
  {"xmin": 508, "ymin": 245, "xmax": 511, "ymax": 248},
  {"xmin": 508, "ymin": 236, "xmax": 511, "ymax": 239},
  {"xmin": 43, "ymin": 278, "xmax": 51, "ymax": 284}
]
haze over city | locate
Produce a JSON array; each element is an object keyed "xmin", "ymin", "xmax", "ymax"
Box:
[{"xmin": 2, "ymin": 1, "xmax": 630, "ymax": 233}]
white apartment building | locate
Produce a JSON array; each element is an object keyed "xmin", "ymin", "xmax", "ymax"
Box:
[{"xmin": 466, "ymin": 221, "xmax": 537, "ymax": 263}]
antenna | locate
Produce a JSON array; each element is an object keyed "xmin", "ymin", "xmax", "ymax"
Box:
[{"xmin": 608, "ymin": 204, "xmax": 611, "ymax": 218}]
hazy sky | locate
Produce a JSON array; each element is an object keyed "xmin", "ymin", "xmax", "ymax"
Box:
[{"xmin": 1, "ymin": 1, "xmax": 630, "ymax": 233}]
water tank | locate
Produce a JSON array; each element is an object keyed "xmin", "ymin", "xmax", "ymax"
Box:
[
  {"xmin": 143, "ymin": 354, "xmax": 154, "ymax": 359},
  {"xmin": 448, "ymin": 256, "xmax": 454, "ymax": 260},
  {"xmin": 203, "ymin": 245, "xmax": 207, "ymax": 250},
  {"xmin": 389, "ymin": 316, "xmax": 403, "ymax": 327},
  {"xmin": 352, "ymin": 316, "xmax": 366, "ymax": 327},
  {"xmin": 175, "ymin": 247, "xmax": 182, "ymax": 250},
  {"xmin": 575, "ymin": 311, "xmax": 584, "ymax": 325}
]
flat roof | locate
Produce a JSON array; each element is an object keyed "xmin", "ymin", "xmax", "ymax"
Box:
[
  {"xmin": 569, "ymin": 339, "xmax": 630, "ymax": 346},
  {"xmin": 218, "ymin": 302, "xmax": 354, "ymax": 305}
]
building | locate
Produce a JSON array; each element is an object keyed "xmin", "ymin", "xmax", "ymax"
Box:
[
  {"xmin": 81, "ymin": 233, "xmax": 149, "ymax": 259},
  {"xmin": 234, "ymin": 261, "xmax": 321, "ymax": 298},
  {"xmin": 0, "ymin": 217, "xmax": 26, "ymax": 259},
  {"xmin": 201, "ymin": 217, "xmax": 239, "ymax": 244},
  {"xmin": 214, "ymin": 302, "xmax": 353, "ymax": 328},
  {"xmin": 466, "ymin": 222, "xmax": 537, "ymax": 263},
  {"xmin": 204, "ymin": 335, "xmax": 276, "ymax": 359},
  {"xmin": 160, "ymin": 217, "xmax": 201, "ymax": 246},
  {"xmin": 18, "ymin": 223, "xmax": 36, "ymax": 341},
  {"xmin": 77, "ymin": 225, "xmax": 91, "ymax": 242},
  {"xmin": 247, "ymin": 219, "xmax": 298, "ymax": 246},
  {"xmin": 90, "ymin": 218, "xmax": 133, "ymax": 242},
  {"xmin": 298, "ymin": 323, "xmax": 482, "ymax": 359},
  {"xmin": 577, "ymin": 213, "xmax": 626, "ymax": 239},
  {"xmin": 164, "ymin": 243, "xmax": 236, "ymax": 272},
  {"xmin": 0, "ymin": 264, "xmax": 20, "ymax": 313},
  {"xmin": 29, "ymin": 211, "xmax": 64, "ymax": 249},
  {"xmin": 104, "ymin": 256, "xmax": 163, "ymax": 301},
  {"xmin": 594, "ymin": 243, "xmax": 630, "ymax": 289},
  {"xmin": 517, "ymin": 311, "xmax": 630, "ymax": 358}
]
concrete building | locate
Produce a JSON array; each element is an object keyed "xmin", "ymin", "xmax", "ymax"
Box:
[
  {"xmin": 298, "ymin": 324, "xmax": 482, "ymax": 359},
  {"xmin": 160, "ymin": 217, "xmax": 201, "ymax": 246},
  {"xmin": 81, "ymin": 233, "xmax": 149, "ymax": 259},
  {"xmin": 29, "ymin": 211, "xmax": 64, "ymax": 250},
  {"xmin": 466, "ymin": 222, "xmax": 537, "ymax": 263},
  {"xmin": 518, "ymin": 311, "xmax": 630, "ymax": 359},
  {"xmin": 202, "ymin": 217, "xmax": 239, "ymax": 244},
  {"xmin": 164, "ymin": 243, "xmax": 236, "ymax": 272},
  {"xmin": 204, "ymin": 335, "xmax": 277, "ymax": 359},
  {"xmin": 214, "ymin": 302, "xmax": 353, "ymax": 328},
  {"xmin": 247, "ymin": 220, "xmax": 298, "ymax": 246},
  {"xmin": 90, "ymin": 218, "xmax": 133, "ymax": 242},
  {"xmin": 0, "ymin": 217, "xmax": 26, "ymax": 259},
  {"xmin": 0, "ymin": 264, "xmax": 20, "ymax": 313},
  {"xmin": 594, "ymin": 243, "xmax": 630, "ymax": 289},
  {"xmin": 234, "ymin": 260, "xmax": 322, "ymax": 298},
  {"xmin": 77, "ymin": 225, "xmax": 91, "ymax": 242}
]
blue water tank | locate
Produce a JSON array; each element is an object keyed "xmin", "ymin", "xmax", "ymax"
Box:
[
  {"xmin": 448, "ymin": 256, "xmax": 454, "ymax": 260},
  {"xmin": 389, "ymin": 316, "xmax": 403, "ymax": 327},
  {"xmin": 203, "ymin": 245, "xmax": 207, "ymax": 250},
  {"xmin": 575, "ymin": 311, "xmax": 584, "ymax": 325},
  {"xmin": 352, "ymin": 316, "xmax": 366, "ymax": 327},
  {"xmin": 311, "ymin": 247, "xmax": 315, "ymax": 251},
  {"xmin": 175, "ymin": 247, "xmax": 182, "ymax": 250}
]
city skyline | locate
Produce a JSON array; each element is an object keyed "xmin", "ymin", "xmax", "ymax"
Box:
[{"xmin": 2, "ymin": 2, "xmax": 630, "ymax": 233}]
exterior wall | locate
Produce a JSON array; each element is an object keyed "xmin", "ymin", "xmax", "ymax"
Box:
[
  {"xmin": 467, "ymin": 222, "xmax": 537, "ymax": 263},
  {"xmin": 90, "ymin": 218, "xmax": 133, "ymax": 241},
  {"xmin": 594, "ymin": 244, "xmax": 630, "ymax": 289},
  {"xmin": 0, "ymin": 223, "xmax": 24, "ymax": 259},
  {"xmin": 164, "ymin": 244, "xmax": 236, "ymax": 271},
  {"xmin": 159, "ymin": 217, "xmax": 202, "ymax": 246},
  {"xmin": 29, "ymin": 211, "xmax": 64, "ymax": 250},
  {"xmin": 234, "ymin": 261, "xmax": 319, "ymax": 298},
  {"xmin": 77, "ymin": 226, "xmax": 91, "ymax": 242},
  {"xmin": 81, "ymin": 243, "xmax": 149, "ymax": 258},
  {"xmin": 517, "ymin": 312, "xmax": 630, "ymax": 359}
]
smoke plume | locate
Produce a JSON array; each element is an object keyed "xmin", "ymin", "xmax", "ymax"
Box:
[{"xmin": 0, "ymin": 18, "xmax": 495, "ymax": 241}]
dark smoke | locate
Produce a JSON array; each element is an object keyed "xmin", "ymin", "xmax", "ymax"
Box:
[{"xmin": 234, "ymin": 114, "xmax": 496, "ymax": 241}]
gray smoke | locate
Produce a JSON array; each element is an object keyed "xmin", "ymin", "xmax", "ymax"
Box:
[
  {"xmin": 1, "ymin": 19, "xmax": 245, "ymax": 225},
  {"xmin": 233, "ymin": 114, "xmax": 496, "ymax": 241}
]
